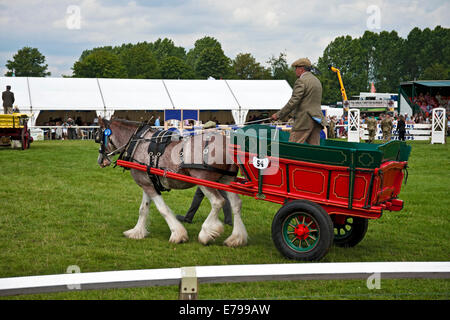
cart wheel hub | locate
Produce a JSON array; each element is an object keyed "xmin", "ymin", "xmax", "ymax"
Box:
[{"xmin": 294, "ymin": 225, "xmax": 310, "ymax": 240}]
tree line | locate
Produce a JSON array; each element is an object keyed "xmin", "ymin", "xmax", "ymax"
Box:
[
  {"xmin": 4, "ymin": 26, "xmax": 449, "ymax": 105},
  {"xmin": 69, "ymin": 36, "xmax": 296, "ymax": 84},
  {"xmin": 316, "ymin": 26, "xmax": 450, "ymax": 104}
]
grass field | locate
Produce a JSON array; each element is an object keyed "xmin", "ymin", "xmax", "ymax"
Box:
[{"xmin": 0, "ymin": 139, "xmax": 449, "ymax": 300}]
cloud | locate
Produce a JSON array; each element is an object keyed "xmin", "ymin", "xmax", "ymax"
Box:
[{"xmin": 0, "ymin": 0, "xmax": 448, "ymax": 77}]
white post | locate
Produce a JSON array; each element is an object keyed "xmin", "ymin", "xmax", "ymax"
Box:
[
  {"xmin": 96, "ymin": 110, "xmax": 114, "ymax": 120},
  {"xmin": 347, "ymin": 108, "xmax": 360, "ymax": 143},
  {"xmin": 431, "ymin": 107, "xmax": 446, "ymax": 144},
  {"xmin": 232, "ymin": 109, "xmax": 249, "ymax": 126}
]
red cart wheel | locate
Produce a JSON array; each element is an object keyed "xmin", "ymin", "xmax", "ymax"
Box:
[
  {"xmin": 272, "ymin": 200, "xmax": 333, "ymax": 261},
  {"xmin": 333, "ymin": 216, "xmax": 368, "ymax": 247}
]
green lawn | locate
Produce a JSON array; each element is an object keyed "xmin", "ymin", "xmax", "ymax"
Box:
[{"xmin": 0, "ymin": 139, "xmax": 448, "ymax": 300}]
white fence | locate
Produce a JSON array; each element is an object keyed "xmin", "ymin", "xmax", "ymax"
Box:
[
  {"xmin": 0, "ymin": 262, "xmax": 449, "ymax": 298},
  {"xmin": 27, "ymin": 123, "xmax": 439, "ymax": 143},
  {"xmin": 360, "ymin": 123, "xmax": 432, "ymax": 141},
  {"xmin": 30, "ymin": 126, "xmax": 100, "ymax": 141}
]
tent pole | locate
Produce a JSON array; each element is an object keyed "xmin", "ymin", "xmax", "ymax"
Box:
[
  {"xmin": 96, "ymin": 78, "xmax": 107, "ymax": 118},
  {"xmin": 26, "ymin": 77, "xmax": 34, "ymax": 125}
]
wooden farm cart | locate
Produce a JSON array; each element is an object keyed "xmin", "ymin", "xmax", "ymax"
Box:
[
  {"xmin": 116, "ymin": 124, "xmax": 411, "ymax": 261},
  {"xmin": 0, "ymin": 113, "xmax": 33, "ymax": 150}
]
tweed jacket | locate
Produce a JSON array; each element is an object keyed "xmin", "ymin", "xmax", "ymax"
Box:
[
  {"xmin": 2, "ymin": 90, "xmax": 14, "ymax": 107},
  {"xmin": 276, "ymin": 72, "xmax": 326, "ymax": 131}
]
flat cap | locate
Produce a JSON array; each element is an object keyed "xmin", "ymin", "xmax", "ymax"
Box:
[{"xmin": 291, "ymin": 57, "xmax": 311, "ymax": 68}]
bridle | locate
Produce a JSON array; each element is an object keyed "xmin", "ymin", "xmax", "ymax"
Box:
[{"xmin": 96, "ymin": 123, "xmax": 126, "ymax": 164}]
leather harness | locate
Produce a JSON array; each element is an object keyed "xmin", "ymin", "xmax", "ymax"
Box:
[{"xmin": 114, "ymin": 124, "xmax": 237, "ymax": 194}]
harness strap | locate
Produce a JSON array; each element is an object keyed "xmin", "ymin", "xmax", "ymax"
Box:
[
  {"xmin": 120, "ymin": 124, "xmax": 152, "ymax": 163},
  {"xmin": 147, "ymin": 129, "xmax": 176, "ymax": 194},
  {"xmin": 179, "ymin": 134, "xmax": 237, "ymax": 177},
  {"xmin": 180, "ymin": 163, "xmax": 238, "ymax": 176},
  {"xmin": 146, "ymin": 166, "xmax": 164, "ymax": 195}
]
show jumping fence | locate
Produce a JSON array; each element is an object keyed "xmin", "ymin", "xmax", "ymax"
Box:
[{"xmin": 0, "ymin": 262, "xmax": 449, "ymax": 299}]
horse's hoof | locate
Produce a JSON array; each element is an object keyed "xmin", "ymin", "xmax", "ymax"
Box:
[
  {"xmin": 169, "ymin": 229, "xmax": 189, "ymax": 243},
  {"xmin": 198, "ymin": 229, "xmax": 211, "ymax": 245},
  {"xmin": 224, "ymin": 234, "xmax": 248, "ymax": 247},
  {"xmin": 123, "ymin": 228, "xmax": 149, "ymax": 239},
  {"xmin": 198, "ymin": 223, "xmax": 224, "ymax": 245}
]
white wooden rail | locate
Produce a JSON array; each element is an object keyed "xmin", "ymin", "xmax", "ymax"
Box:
[{"xmin": 0, "ymin": 262, "xmax": 449, "ymax": 297}]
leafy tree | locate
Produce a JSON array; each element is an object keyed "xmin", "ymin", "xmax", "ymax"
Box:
[
  {"xmin": 359, "ymin": 30, "xmax": 379, "ymax": 85},
  {"xmin": 317, "ymin": 35, "xmax": 368, "ymax": 104},
  {"xmin": 194, "ymin": 45, "xmax": 232, "ymax": 79},
  {"xmin": 267, "ymin": 53, "xmax": 296, "ymax": 86},
  {"xmin": 232, "ymin": 53, "xmax": 271, "ymax": 79},
  {"xmin": 421, "ymin": 63, "xmax": 449, "ymax": 80},
  {"xmin": 376, "ymin": 31, "xmax": 405, "ymax": 92},
  {"xmin": 119, "ymin": 43, "xmax": 160, "ymax": 79},
  {"xmin": 315, "ymin": 26, "xmax": 449, "ymax": 104},
  {"xmin": 72, "ymin": 50, "xmax": 127, "ymax": 78},
  {"xmin": 78, "ymin": 44, "xmax": 134, "ymax": 62},
  {"xmin": 149, "ymin": 38, "xmax": 186, "ymax": 61},
  {"xmin": 79, "ymin": 46, "xmax": 114, "ymax": 62},
  {"xmin": 5, "ymin": 47, "xmax": 51, "ymax": 77},
  {"xmin": 401, "ymin": 27, "xmax": 425, "ymax": 81},
  {"xmin": 186, "ymin": 36, "xmax": 222, "ymax": 68},
  {"xmin": 160, "ymin": 56, "xmax": 195, "ymax": 79},
  {"xmin": 400, "ymin": 26, "xmax": 450, "ymax": 81},
  {"xmin": 186, "ymin": 36, "xmax": 233, "ymax": 78}
]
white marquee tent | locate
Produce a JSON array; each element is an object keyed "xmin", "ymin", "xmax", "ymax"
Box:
[{"xmin": 0, "ymin": 77, "xmax": 293, "ymax": 126}]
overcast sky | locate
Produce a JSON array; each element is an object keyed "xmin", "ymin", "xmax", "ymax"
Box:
[{"xmin": 0, "ymin": 0, "xmax": 448, "ymax": 77}]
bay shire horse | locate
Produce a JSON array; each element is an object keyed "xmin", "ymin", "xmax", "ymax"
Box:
[{"xmin": 96, "ymin": 117, "xmax": 247, "ymax": 247}]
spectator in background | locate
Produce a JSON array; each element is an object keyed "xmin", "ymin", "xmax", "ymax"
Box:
[
  {"xmin": 338, "ymin": 117, "xmax": 345, "ymax": 138},
  {"xmin": 67, "ymin": 118, "xmax": 76, "ymax": 139},
  {"xmin": 447, "ymin": 115, "xmax": 450, "ymax": 136},
  {"xmin": 381, "ymin": 114, "xmax": 393, "ymax": 142},
  {"xmin": 2, "ymin": 85, "xmax": 14, "ymax": 114},
  {"xmin": 327, "ymin": 116, "xmax": 336, "ymax": 139},
  {"xmin": 397, "ymin": 114, "xmax": 406, "ymax": 141},
  {"xmin": 366, "ymin": 114, "xmax": 377, "ymax": 143},
  {"xmin": 62, "ymin": 120, "xmax": 69, "ymax": 140},
  {"xmin": 56, "ymin": 121, "xmax": 63, "ymax": 140}
]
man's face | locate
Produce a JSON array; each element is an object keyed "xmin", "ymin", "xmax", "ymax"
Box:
[{"xmin": 295, "ymin": 67, "xmax": 304, "ymax": 77}]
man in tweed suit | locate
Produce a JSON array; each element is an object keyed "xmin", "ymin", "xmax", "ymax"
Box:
[
  {"xmin": 271, "ymin": 58, "xmax": 326, "ymax": 145},
  {"xmin": 2, "ymin": 85, "xmax": 15, "ymax": 114}
]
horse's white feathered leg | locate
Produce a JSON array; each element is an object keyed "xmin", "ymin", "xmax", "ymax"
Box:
[
  {"xmin": 198, "ymin": 186, "xmax": 225, "ymax": 245},
  {"xmin": 223, "ymin": 191, "xmax": 248, "ymax": 247},
  {"xmin": 124, "ymin": 191, "xmax": 150, "ymax": 239},
  {"xmin": 152, "ymin": 194, "xmax": 189, "ymax": 244}
]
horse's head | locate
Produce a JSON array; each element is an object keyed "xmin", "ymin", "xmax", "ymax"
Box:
[{"xmin": 96, "ymin": 116, "xmax": 116, "ymax": 168}]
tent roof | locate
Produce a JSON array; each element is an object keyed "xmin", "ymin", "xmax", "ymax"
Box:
[
  {"xmin": 226, "ymin": 80, "xmax": 292, "ymax": 110},
  {"xmin": 163, "ymin": 79, "xmax": 239, "ymax": 110},
  {"xmin": 0, "ymin": 77, "xmax": 31, "ymax": 108},
  {"xmin": 28, "ymin": 77, "xmax": 104, "ymax": 110},
  {"xmin": 0, "ymin": 77, "xmax": 292, "ymax": 111},
  {"xmin": 99, "ymin": 78, "xmax": 173, "ymax": 110}
]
